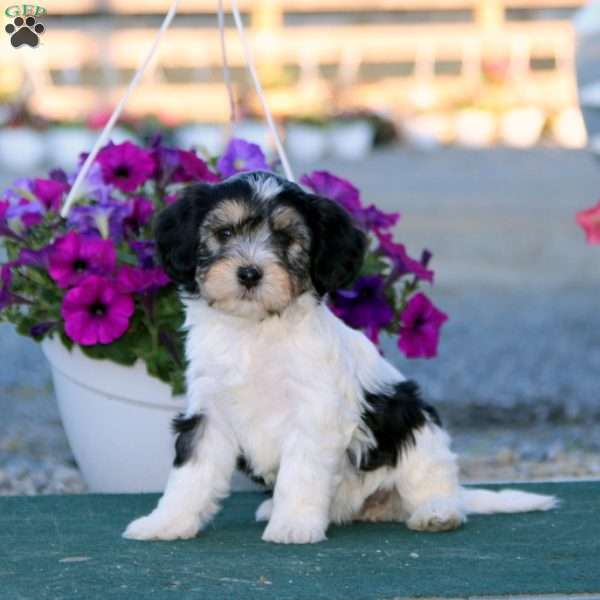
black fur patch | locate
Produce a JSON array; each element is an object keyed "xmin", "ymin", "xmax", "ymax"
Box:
[
  {"xmin": 172, "ymin": 413, "xmax": 204, "ymax": 467},
  {"xmin": 358, "ymin": 380, "xmax": 441, "ymax": 472},
  {"xmin": 237, "ymin": 455, "xmax": 268, "ymax": 487}
]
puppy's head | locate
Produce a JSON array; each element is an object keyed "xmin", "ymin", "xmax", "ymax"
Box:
[{"xmin": 155, "ymin": 171, "xmax": 366, "ymax": 319}]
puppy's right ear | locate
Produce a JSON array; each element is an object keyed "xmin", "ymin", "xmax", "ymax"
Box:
[{"xmin": 154, "ymin": 183, "xmax": 217, "ymax": 292}]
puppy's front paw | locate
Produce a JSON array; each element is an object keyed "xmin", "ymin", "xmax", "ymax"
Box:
[
  {"xmin": 262, "ymin": 516, "xmax": 327, "ymax": 544},
  {"xmin": 255, "ymin": 498, "xmax": 273, "ymax": 522},
  {"xmin": 406, "ymin": 498, "xmax": 465, "ymax": 533},
  {"xmin": 123, "ymin": 511, "xmax": 199, "ymax": 541}
]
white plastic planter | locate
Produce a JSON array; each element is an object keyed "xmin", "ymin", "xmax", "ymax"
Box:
[
  {"xmin": 42, "ymin": 337, "xmax": 259, "ymax": 493},
  {"xmin": 0, "ymin": 127, "xmax": 46, "ymax": 173},
  {"xmin": 285, "ymin": 123, "xmax": 327, "ymax": 163},
  {"xmin": 401, "ymin": 113, "xmax": 452, "ymax": 150},
  {"xmin": 42, "ymin": 336, "xmax": 185, "ymax": 493},
  {"xmin": 454, "ymin": 110, "xmax": 496, "ymax": 147},
  {"xmin": 551, "ymin": 108, "xmax": 587, "ymax": 149},
  {"xmin": 499, "ymin": 108, "xmax": 545, "ymax": 148},
  {"xmin": 328, "ymin": 120, "xmax": 374, "ymax": 160}
]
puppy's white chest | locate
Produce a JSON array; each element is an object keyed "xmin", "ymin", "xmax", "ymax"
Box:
[{"xmin": 223, "ymin": 329, "xmax": 303, "ymax": 476}]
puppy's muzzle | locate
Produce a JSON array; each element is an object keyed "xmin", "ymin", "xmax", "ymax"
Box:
[{"xmin": 237, "ymin": 265, "xmax": 263, "ymax": 289}]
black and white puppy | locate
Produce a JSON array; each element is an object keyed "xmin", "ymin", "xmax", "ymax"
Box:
[{"xmin": 124, "ymin": 171, "xmax": 556, "ymax": 544}]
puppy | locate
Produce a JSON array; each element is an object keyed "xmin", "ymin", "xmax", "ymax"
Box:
[{"xmin": 123, "ymin": 171, "xmax": 556, "ymax": 544}]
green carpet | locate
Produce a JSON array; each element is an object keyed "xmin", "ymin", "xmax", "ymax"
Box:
[{"xmin": 1, "ymin": 482, "xmax": 599, "ymax": 600}]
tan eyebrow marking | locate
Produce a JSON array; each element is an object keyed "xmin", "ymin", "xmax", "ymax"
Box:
[
  {"xmin": 271, "ymin": 206, "xmax": 304, "ymax": 230},
  {"xmin": 207, "ymin": 199, "xmax": 250, "ymax": 226}
]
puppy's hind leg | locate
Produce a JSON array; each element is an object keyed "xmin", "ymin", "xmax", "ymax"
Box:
[
  {"xmin": 123, "ymin": 414, "xmax": 237, "ymax": 541},
  {"xmin": 396, "ymin": 425, "xmax": 465, "ymax": 532}
]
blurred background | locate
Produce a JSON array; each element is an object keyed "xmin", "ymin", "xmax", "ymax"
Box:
[{"xmin": 1, "ymin": 0, "xmax": 600, "ymax": 495}]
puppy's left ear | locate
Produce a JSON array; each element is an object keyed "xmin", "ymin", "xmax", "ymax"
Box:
[{"xmin": 308, "ymin": 195, "xmax": 367, "ymax": 295}]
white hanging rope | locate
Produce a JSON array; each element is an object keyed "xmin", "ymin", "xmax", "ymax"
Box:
[
  {"xmin": 61, "ymin": 0, "xmax": 181, "ymax": 218},
  {"xmin": 60, "ymin": 0, "xmax": 295, "ymax": 218},
  {"xmin": 230, "ymin": 0, "xmax": 295, "ymax": 182},
  {"xmin": 218, "ymin": 0, "xmax": 237, "ymax": 123}
]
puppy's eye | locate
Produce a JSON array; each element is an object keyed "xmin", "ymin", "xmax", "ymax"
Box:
[{"xmin": 216, "ymin": 227, "xmax": 234, "ymax": 242}]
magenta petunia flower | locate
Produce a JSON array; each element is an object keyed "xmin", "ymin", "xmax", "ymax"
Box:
[
  {"xmin": 61, "ymin": 275, "xmax": 134, "ymax": 345},
  {"xmin": 330, "ymin": 275, "xmax": 394, "ymax": 343},
  {"xmin": 217, "ymin": 138, "xmax": 270, "ymax": 177},
  {"xmin": 49, "ymin": 231, "xmax": 116, "ymax": 288},
  {"xmin": 33, "ymin": 178, "xmax": 69, "ymax": 212},
  {"xmin": 576, "ymin": 201, "xmax": 600, "ymax": 245},
  {"xmin": 96, "ymin": 141, "xmax": 156, "ymax": 193},
  {"xmin": 300, "ymin": 171, "xmax": 363, "ymax": 216},
  {"xmin": 116, "ymin": 265, "xmax": 170, "ymax": 293},
  {"xmin": 377, "ymin": 233, "xmax": 434, "ymax": 283},
  {"xmin": 153, "ymin": 145, "xmax": 220, "ymax": 185},
  {"xmin": 398, "ymin": 293, "xmax": 448, "ymax": 359},
  {"xmin": 173, "ymin": 150, "xmax": 220, "ymax": 183},
  {"xmin": 124, "ymin": 196, "xmax": 154, "ymax": 232}
]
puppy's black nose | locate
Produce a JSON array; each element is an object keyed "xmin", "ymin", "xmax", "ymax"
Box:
[{"xmin": 237, "ymin": 265, "xmax": 263, "ymax": 288}]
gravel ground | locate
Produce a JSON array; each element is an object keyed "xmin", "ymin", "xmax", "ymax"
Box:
[{"xmin": 1, "ymin": 147, "xmax": 600, "ymax": 494}]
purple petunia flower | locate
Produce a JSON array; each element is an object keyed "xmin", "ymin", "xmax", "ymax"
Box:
[
  {"xmin": 154, "ymin": 143, "xmax": 220, "ymax": 185},
  {"xmin": 5, "ymin": 199, "xmax": 44, "ymax": 230},
  {"xmin": 18, "ymin": 246, "xmax": 51, "ymax": 269},
  {"xmin": 116, "ymin": 265, "xmax": 170, "ymax": 293},
  {"xmin": 123, "ymin": 196, "xmax": 154, "ymax": 234},
  {"xmin": 61, "ymin": 275, "xmax": 134, "ymax": 345},
  {"xmin": 30, "ymin": 321, "xmax": 57, "ymax": 338},
  {"xmin": 217, "ymin": 138, "xmax": 270, "ymax": 177},
  {"xmin": 301, "ymin": 171, "xmax": 401, "ymax": 232},
  {"xmin": 377, "ymin": 233, "xmax": 434, "ymax": 283},
  {"xmin": 361, "ymin": 205, "xmax": 400, "ymax": 232},
  {"xmin": 0, "ymin": 202, "xmax": 10, "ymax": 236},
  {"xmin": 49, "ymin": 231, "xmax": 116, "ymax": 288},
  {"xmin": 397, "ymin": 293, "xmax": 448, "ymax": 359},
  {"xmin": 1, "ymin": 177, "xmax": 34, "ymax": 204},
  {"xmin": 130, "ymin": 240, "xmax": 158, "ymax": 269},
  {"xmin": 330, "ymin": 275, "xmax": 394, "ymax": 343},
  {"xmin": 49, "ymin": 168, "xmax": 69, "ymax": 183},
  {"xmin": 96, "ymin": 141, "xmax": 156, "ymax": 193},
  {"xmin": 33, "ymin": 178, "xmax": 69, "ymax": 212},
  {"xmin": 0, "ymin": 264, "xmax": 16, "ymax": 310},
  {"xmin": 300, "ymin": 171, "xmax": 363, "ymax": 216},
  {"xmin": 68, "ymin": 200, "xmax": 132, "ymax": 241}
]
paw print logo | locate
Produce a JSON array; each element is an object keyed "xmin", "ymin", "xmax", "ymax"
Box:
[{"xmin": 5, "ymin": 16, "xmax": 45, "ymax": 48}]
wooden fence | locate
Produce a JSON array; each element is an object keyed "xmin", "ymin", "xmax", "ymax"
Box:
[{"xmin": 2, "ymin": 0, "xmax": 586, "ymax": 122}]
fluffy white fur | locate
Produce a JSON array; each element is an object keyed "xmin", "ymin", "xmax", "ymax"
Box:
[{"xmin": 124, "ymin": 292, "xmax": 557, "ymax": 544}]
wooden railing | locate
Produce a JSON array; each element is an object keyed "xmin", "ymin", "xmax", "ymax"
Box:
[{"xmin": 7, "ymin": 0, "xmax": 584, "ymax": 122}]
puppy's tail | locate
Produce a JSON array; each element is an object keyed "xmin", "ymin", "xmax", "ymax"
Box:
[{"xmin": 460, "ymin": 487, "xmax": 558, "ymax": 515}]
